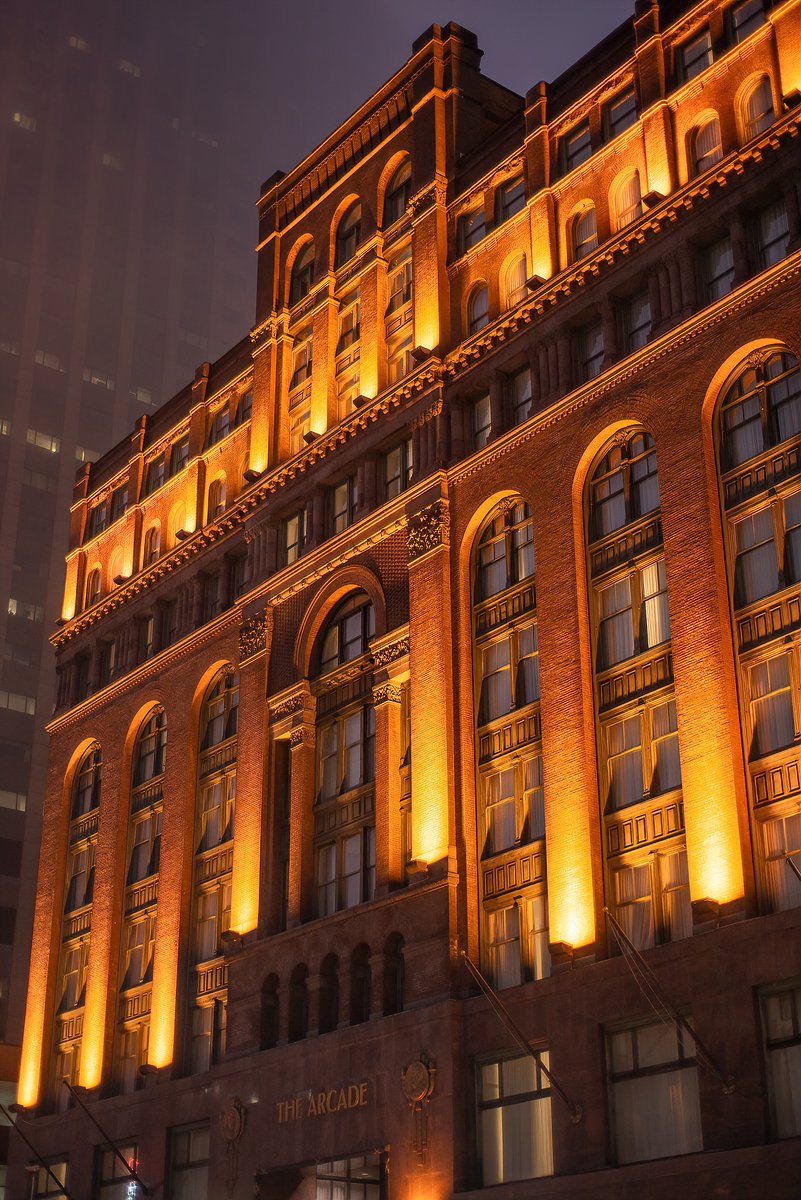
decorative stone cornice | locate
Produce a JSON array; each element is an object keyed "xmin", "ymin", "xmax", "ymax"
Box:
[
  {"xmin": 408, "ymin": 500, "xmax": 450, "ymax": 562},
  {"xmin": 408, "ymin": 177, "xmax": 448, "ymax": 219},
  {"xmin": 271, "ymin": 693, "xmax": 304, "ymax": 720},
  {"xmin": 371, "ymin": 633, "xmax": 410, "ymax": 668},
  {"xmin": 239, "ymin": 612, "xmax": 268, "ymax": 661},
  {"xmin": 372, "ymin": 682, "xmax": 401, "ymax": 705},
  {"xmin": 290, "ymin": 726, "xmax": 315, "ymax": 750}
]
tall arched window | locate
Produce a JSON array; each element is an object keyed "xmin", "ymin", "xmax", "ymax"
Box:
[
  {"xmin": 467, "ymin": 284, "xmax": 489, "ymax": 336},
  {"xmin": 85, "ymin": 568, "xmax": 101, "ymax": 609},
  {"xmin": 571, "ymin": 204, "xmax": 598, "ymax": 260},
  {"xmin": 288, "ymin": 965, "xmax": 308, "ymax": 1042},
  {"xmin": 53, "ymin": 745, "xmax": 101, "ymax": 1106},
  {"xmin": 503, "ymin": 253, "xmax": 528, "ymax": 310},
  {"xmin": 207, "ymin": 477, "xmax": 226, "ymax": 522},
  {"xmin": 382, "ymin": 932, "xmax": 405, "ymax": 1016},
  {"xmin": 472, "ymin": 500, "xmax": 550, "ymax": 989},
  {"xmin": 614, "ymin": 171, "xmax": 642, "ymax": 230},
  {"xmin": 260, "ymin": 974, "xmax": 279, "ymax": 1050},
  {"xmin": 189, "ymin": 670, "xmax": 238, "ymax": 1072},
  {"xmin": 314, "ymin": 593, "xmax": 376, "ymax": 917},
  {"xmin": 335, "ymin": 202, "xmax": 362, "ymax": 268},
  {"xmin": 714, "ymin": 348, "xmax": 801, "ymax": 911},
  {"xmin": 142, "ymin": 526, "xmax": 160, "ymax": 568},
  {"xmin": 586, "ymin": 430, "xmax": 690, "ymax": 950},
  {"xmin": 742, "ymin": 75, "xmax": 775, "ymax": 142},
  {"xmin": 318, "ymin": 954, "xmax": 339, "ymax": 1033},
  {"xmin": 350, "ymin": 944, "xmax": 371, "ymax": 1025},
  {"xmin": 289, "ymin": 241, "xmax": 315, "ymax": 305},
  {"xmin": 116, "ymin": 711, "xmax": 165, "ymax": 1093},
  {"xmin": 690, "ymin": 116, "xmax": 723, "ymax": 176},
  {"xmin": 383, "ymin": 160, "xmax": 412, "ymax": 227}
]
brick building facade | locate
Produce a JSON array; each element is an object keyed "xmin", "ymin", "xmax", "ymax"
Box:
[{"xmin": 9, "ymin": 1, "xmax": 801, "ymax": 1195}]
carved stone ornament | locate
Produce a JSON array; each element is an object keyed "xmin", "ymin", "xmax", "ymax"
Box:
[
  {"xmin": 290, "ymin": 726, "xmax": 315, "ymax": 750},
  {"xmin": 271, "ymin": 693, "xmax": 304, "ymax": 720},
  {"xmin": 219, "ymin": 1096, "xmax": 246, "ymax": 1197},
  {"xmin": 239, "ymin": 611, "xmax": 267, "ymax": 661},
  {"xmin": 401, "ymin": 1055, "xmax": 436, "ymax": 1162},
  {"xmin": 372, "ymin": 682, "xmax": 401, "ymax": 706},
  {"xmin": 408, "ymin": 501, "xmax": 450, "ymax": 562},
  {"xmin": 408, "ymin": 178, "xmax": 447, "ymax": 219},
  {"xmin": 746, "ymin": 348, "xmax": 770, "ymax": 369},
  {"xmin": 372, "ymin": 636, "xmax": 410, "ymax": 667}
]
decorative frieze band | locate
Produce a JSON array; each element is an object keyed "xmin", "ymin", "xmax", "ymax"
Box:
[
  {"xmin": 408, "ymin": 500, "xmax": 450, "ymax": 562},
  {"xmin": 373, "ymin": 682, "xmax": 402, "ymax": 706},
  {"xmin": 290, "ymin": 726, "xmax": 316, "ymax": 750},
  {"xmin": 239, "ymin": 612, "xmax": 268, "ymax": 661},
  {"xmin": 372, "ymin": 635, "xmax": 410, "ymax": 667}
]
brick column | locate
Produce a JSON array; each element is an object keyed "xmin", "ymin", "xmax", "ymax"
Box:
[
  {"xmin": 231, "ymin": 608, "xmax": 271, "ymax": 936},
  {"xmin": 373, "ymin": 681, "xmax": 403, "ymax": 896},
  {"xmin": 149, "ymin": 703, "xmax": 193, "ymax": 1072},
  {"xmin": 287, "ymin": 689, "xmax": 317, "ymax": 926},
  {"xmin": 407, "ymin": 496, "xmax": 454, "ymax": 868},
  {"xmin": 80, "ymin": 749, "xmax": 127, "ymax": 1089}
]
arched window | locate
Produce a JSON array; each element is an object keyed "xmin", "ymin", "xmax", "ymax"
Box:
[
  {"xmin": 467, "ymin": 284, "xmax": 489, "ymax": 336},
  {"xmin": 189, "ymin": 671, "xmax": 237, "ymax": 1072},
  {"xmin": 383, "ymin": 160, "xmax": 412, "ymax": 227},
  {"xmin": 742, "ymin": 75, "xmax": 775, "ymax": 141},
  {"xmin": 132, "ymin": 709, "xmax": 167, "ymax": 787},
  {"xmin": 614, "ymin": 171, "xmax": 642, "ymax": 230},
  {"xmin": 350, "ymin": 944, "xmax": 371, "ymax": 1025},
  {"xmin": 85, "ymin": 568, "xmax": 101, "ymax": 609},
  {"xmin": 335, "ymin": 202, "xmax": 362, "ymax": 268},
  {"xmin": 719, "ymin": 350, "xmax": 801, "ymax": 470},
  {"xmin": 207, "ymin": 476, "xmax": 226, "ymax": 522},
  {"xmin": 260, "ymin": 975, "xmax": 279, "ymax": 1050},
  {"xmin": 571, "ymin": 205, "xmax": 598, "ymax": 260},
  {"xmin": 314, "ymin": 593, "xmax": 376, "ymax": 917},
  {"xmin": 142, "ymin": 525, "xmax": 160, "ymax": 568},
  {"xmin": 503, "ymin": 253, "xmax": 528, "ymax": 310},
  {"xmin": 289, "ymin": 241, "xmax": 315, "ymax": 305},
  {"xmin": 168, "ymin": 503, "xmax": 185, "ymax": 548},
  {"xmin": 382, "ymin": 933, "xmax": 404, "ymax": 1016},
  {"xmin": 714, "ymin": 348, "xmax": 801, "ymax": 912},
  {"xmin": 288, "ymin": 964, "xmax": 308, "ymax": 1042},
  {"xmin": 318, "ymin": 954, "xmax": 340, "ymax": 1034},
  {"xmin": 690, "ymin": 116, "xmax": 723, "ymax": 176},
  {"xmin": 71, "ymin": 743, "xmax": 101, "ymax": 821},
  {"xmin": 586, "ymin": 429, "xmax": 688, "ymax": 951},
  {"xmin": 472, "ymin": 500, "xmax": 549, "ymax": 989}
]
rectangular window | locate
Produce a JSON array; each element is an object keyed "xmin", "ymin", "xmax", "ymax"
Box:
[
  {"xmin": 678, "ymin": 29, "xmax": 712, "ymax": 80},
  {"xmin": 336, "ymin": 291, "xmax": 360, "ymax": 354},
  {"xmin": 458, "ymin": 207, "xmax": 486, "ymax": 254},
  {"xmin": 661, "ymin": 846, "xmax": 693, "ymax": 940},
  {"xmin": 383, "ymin": 437, "xmax": 414, "ymax": 500},
  {"xmin": 614, "ymin": 861, "xmax": 654, "ymax": 949},
  {"xmin": 168, "ymin": 1123, "xmax": 210, "ymax": 1200},
  {"xmin": 734, "ymin": 507, "xmax": 778, "ymax": 606},
  {"xmin": 484, "ymin": 766, "xmax": 517, "ymax": 855},
  {"xmin": 577, "ymin": 321, "xmax": 604, "ymax": 382},
  {"xmin": 32, "ymin": 1159, "xmax": 69, "ymax": 1199},
  {"xmin": 110, "ymin": 484, "xmax": 129, "ymax": 522},
  {"xmin": 641, "ymin": 557, "xmax": 670, "ymax": 648},
  {"xmin": 144, "ymin": 455, "xmax": 165, "ymax": 494},
  {"xmin": 386, "ymin": 249, "xmax": 413, "ymax": 315},
  {"xmin": 607, "ymin": 713, "xmax": 643, "ymax": 809},
  {"xmin": 170, "ymin": 434, "xmax": 190, "ymax": 475},
  {"xmin": 283, "ymin": 510, "xmax": 305, "ymax": 565},
  {"xmin": 652, "ymin": 699, "xmax": 682, "ymax": 794},
  {"xmin": 207, "ymin": 406, "xmax": 230, "ymax": 447},
  {"xmin": 760, "ymin": 981, "xmax": 801, "ymax": 1138},
  {"xmin": 508, "ymin": 365, "xmax": 532, "ymax": 427},
  {"xmin": 563, "ymin": 120, "xmax": 592, "ymax": 172},
  {"xmin": 607, "ymin": 1017, "xmax": 702, "ymax": 1163},
  {"xmin": 479, "ymin": 638, "xmax": 512, "ymax": 724},
  {"xmin": 330, "ymin": 477, "xmax": 358, "ymax": 535},
  {"xmin": 317, "ymin": 1155, "xmax": 384, "ymax": 1196},
  {"xmin": 749, "ymin": 654, "xmax": 795, "ymax": 757},
  {"xmin": 96, "ymin": 1143, "xmax": 139, "ymax": 1196},
  {"xmin": 621, "ymin": 290, "xmax": 651, "ymax": 354},
  {"xmin": 762, "ymin": 811, "xmax": 801, "ymax": 910},
  {"xmin": 730, "ymin": 0, "xmax": 765, "ymax": 43},
  {"xmin": 477, "ymin": 1051, "xmax": 553, "ymax": 1184},
  {"xmin": 26, "ymin": 428, "xmax": 60, "ymax": 454},
  {"xmin": 756, "ymin": 200, "xmax": 790, "ymax": 270},
  {"xmin": 701, "ymin": 236, "xmax": 735, "ymax": 303},
  {"xmin": 605, "ymin": 87, "xmax": 638, "ymax": 140},
  {"xmin": 598, "ymin": 577, "xmax": 635, "ymax": 668},
  {"xmin": 487, "ymin": 905, "xmax": 522, "ymax": 989},
  {"xmin": 472, "ymin": 394, "xmax": 492, "ymax": 451},
  {"xmin": 496, "ymin": 176, "xmax": 526, "ymax": 224}
]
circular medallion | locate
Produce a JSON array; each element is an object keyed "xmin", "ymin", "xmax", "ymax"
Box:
[{"xmin": 402, "ymin": 1059, "xmax": 432, "ymax": 1104}]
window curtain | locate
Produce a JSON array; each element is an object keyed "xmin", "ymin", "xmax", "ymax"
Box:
[
  {"xmin": 763, "ymin": 812, "xmax": 801, "ymax": 910},
  {"xmin": 652, "ymin": 700, "xmax": 682, "ymax": 793},
  {"xmin": 744, "ymin": 78, "xmax": 774, "ymax": 140},
  {"xmin": 608, "ymin": 715, "xmax": 644, "ymax": 809},
  {"xmin": 750, "ymin": 656, "xmax": 794, "ymax": 757},
  {"xmin": 641, "ymin": 559, "xmax": 671, "ymax": 647},
  {"xmin": 599, "ymin": 579, "xmax": 635, "ymax": 667},
  {"xmin": 485, "ymin": 768, "xmax": 516, "ymax": 853},
  {"xmin": 693, "ymin": 117, "xmax": 723, "ymax": 173},
  {"xmin": 480, "ymin": 536, "xmax": 507, "ymax": 598},
  {"xmin": 481, "ymin": 640, "xmax": 512, "ymax": 722},
  {"xmin": 661, "ymin": 848, "xmax": 693, "ymax": 940},
  {"xmin": 488, "ymin": 906, "xmax": 522, "ymax": 989},
  {"xmin": 516, "ymin": 624, "xmax": 540, "ymax": 704},
  {"xmin": 616, "ymin": 172, "xmax": 642, "ymax": 228},
  {"xmin": 785, "ymin": 492, "xmax": 801, "ymax": 584},
  {"xmin": 613, "ymin": 1066, "xmax": 702, "ymax": 1162},
  {"xmin": 526, "ymin": 894, "xmax": 551, "ymax": 980},
  {"xmin": 593, "ymin": 471, "xmax": 626, "ymax": 537},
  {"xmin": 615, "ymin": 863, "xmax": 654, "ymax": 949},
  {"xmin": 724, "ymin": 394, "xmax": 762, "ymax": 466},
  {"xmin": 734, "ymin": 508, "xmax": 779, "ymax": 606},
  {"xmin": 505, "ymin": 255, "xmax": 528, "ymax": 308},
  {"xmin": 631, "ymin": 450, "xmax": 660, "ymax": 517},
  {"xmin": 524, "ymin": 755, "xmax": 545, "ymax": 840},
  {"xmin": 573, "ymin": 207, "xmax": 598, "ymax": 258},
  {"xmin": 769, "ymin": 367, "xmax": 801, "ymax": 443}
]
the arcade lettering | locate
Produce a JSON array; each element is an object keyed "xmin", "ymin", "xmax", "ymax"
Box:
[{"xmin": 276, "ymin": 1082, "xmax": 369, "ymax": 1123}]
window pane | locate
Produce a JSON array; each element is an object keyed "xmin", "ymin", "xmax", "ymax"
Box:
[
  {"xmin": 750, "ymin": 655, "xmax": 794, "ymax": 757},
  {"xmin": 607, "ymin": 714, "xmax": 643, "ymax": 809},
  {"xmin": 734, "ymin": 508, "xmax": 778, "ymax": 606},
  {"xmin": 598, "ymin": 578, "xmax": 635, "ymax": 667}
]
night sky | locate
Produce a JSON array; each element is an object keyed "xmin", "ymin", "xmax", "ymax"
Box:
[{"xmin": 235, "ymin": 1, "xmax": 636, "ymax": 188}]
